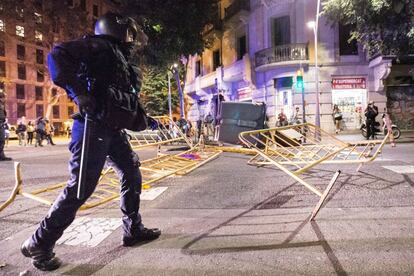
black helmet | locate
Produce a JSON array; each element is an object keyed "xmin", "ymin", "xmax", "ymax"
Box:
[{"xmin": 94, "ymin": 12, "xmax": 138, "ymax": 42}]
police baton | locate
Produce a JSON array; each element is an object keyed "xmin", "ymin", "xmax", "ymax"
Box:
[{"xmin": 77, "ymin": 113, "xmax": 91, "ymax": 200}]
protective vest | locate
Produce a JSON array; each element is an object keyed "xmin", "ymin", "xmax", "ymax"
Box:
[{"xmin": 48, "ymin": 35, "xmax": 147, "ymax": 131}]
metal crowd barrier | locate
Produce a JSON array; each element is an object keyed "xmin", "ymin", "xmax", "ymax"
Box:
[{"xmin": 239, "ymin": 123, "xmax": 389, "ymax": 220}]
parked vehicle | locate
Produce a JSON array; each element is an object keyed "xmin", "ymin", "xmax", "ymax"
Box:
[{"xmin": 361, "ymin": 114, "xmax": 401, "ymax": 139}]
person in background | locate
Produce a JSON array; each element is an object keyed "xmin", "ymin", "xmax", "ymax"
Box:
[
  {"xmin": 355, "ymin": 102, "xmax": 363, "ymax": 127},
  {"xmin": 35, "ymin": 117, "xmax": 46, "ymax": 147},
  {"xmin": 364, "ymin": 101, "xmax": 378, "ymax": 140},
  {"xmin": 290, "ymin": 106, "xmax": 301, "ymax": 125},
  {"xmin": 16, "ymin": 120, "xmax": 27, "ymax": 146},
  {"xmin": 0, "ymin": 92, "xmax": 12, "ymax": 161},
  {"xmin": 277, "ymin": 108, "xmax": 288, "ymax": 127},
  {"xmin": 332, "ymin": 104, "xmax": 343, "ymax": 134},
  {"xmin": 27, "ymin": 121, "xmax": 35, "ymax": 145},
  {"xmin": 382, "ymin": 108, "xmax": 396, "ymax": 147},
  {"xmin": 44, "ymin": 119, "xmax": 56, "ymax": 146},
  {"xmin": 3, "ymin": 118, "xmax": 10, "ymax": 147}
]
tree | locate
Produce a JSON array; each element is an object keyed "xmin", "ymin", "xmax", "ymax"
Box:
[
  {"xmin": 119, "ymin": 0, "xmax": 218, "ymax": 67},
  {"xmin": 140, "ymin": 66, "xmax": 179, "ymax": 116},
  {"xmin": 322, "ymin": 0, "xmax": 414, "ymax": 58},
  {"xmin": 119, "ymin": 0, "xmax": 219, "ymax": 117}
]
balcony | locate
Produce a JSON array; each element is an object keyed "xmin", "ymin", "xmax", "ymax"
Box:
[
  {"xmin": 223, "ymin": 59, "xmax": 245, "ymax": 82},
  {"xmin": 255, "ymin": 43, "xmax": 309, "ymax": 71},
  {"xmin": 224, "ymin": 0, "xmax": 250, "ymax": 22},
  {"xmin": 203, "ymin": 18, "xmax": 223, "ymax": 38}
]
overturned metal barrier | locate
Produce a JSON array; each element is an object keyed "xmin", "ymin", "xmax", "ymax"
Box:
[
  {"xmin": 127, "ymin": 116, "xmax": 192, "ymax": 149},
  {"xmin": 239, "ymin": 123, "xmax": 389, "ymax": 220},
  {"xmin": 0, "ymin": 116, "xmax": 221, "ymax": 212}
]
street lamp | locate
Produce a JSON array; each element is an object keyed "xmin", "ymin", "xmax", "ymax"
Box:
[
  {"xmin": 307, "ymin": 0, "xmax": 321, "ymax": 128},
  {"xmin": 167, "ymin": 63, "xmax": 178, "ymax": 123}
]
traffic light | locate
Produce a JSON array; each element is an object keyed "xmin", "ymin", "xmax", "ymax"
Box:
[{"xmin": 296, "ymin": 69, "xmax": 304, "ymax": 90}]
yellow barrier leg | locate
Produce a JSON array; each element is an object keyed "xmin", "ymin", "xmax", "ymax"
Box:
[
  {"xmin": 309, "ymin": 170, "xmax": 341, "ymax": 221},
  {"xmin": 0, "ymin": 162, "xmax": 22, "ymax": 212}
]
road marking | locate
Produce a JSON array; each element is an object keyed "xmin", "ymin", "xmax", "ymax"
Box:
[
  {"xmin": 141, "ymin": 187, "xmax": 168, "ymax": 201},
  {"xmin": 57, "ymin": 217, "xmax": 121, "ymax": 247},
  {"xmin": 382, "ymin": 165, "xmax": 414, "ymax": 174}
]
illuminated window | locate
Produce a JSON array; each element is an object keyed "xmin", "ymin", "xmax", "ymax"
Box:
[
  {"xmin": 35, "ymin": 30, "xmax": 43, "ymax": 41},
  {"xmin": 0, "ymin": 19, "xmax": 5, "ymax": 32},
  {"xmin": 16, "ymin": 25, "xmax": 25, "ymax": 37},
  {"xmin": 34, "ymin": 12, "xmax": 42, "ymax": 24},
  {"xmin": 16, "ymin": 7, "xmax": 24, "ymax": 18}
]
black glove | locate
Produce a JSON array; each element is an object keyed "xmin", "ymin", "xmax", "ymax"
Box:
[
  {"xmin": 74, "ymin": 94, "xmax": 95, "ymax": 115},
  {"xmin": 147, "ymin": 116, "xmax": 158, "ymax": 130}
]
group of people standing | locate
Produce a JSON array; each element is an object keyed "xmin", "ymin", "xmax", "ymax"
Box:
[
  {"xmin": 276, "ymin": 106, "xmax": 302, "ymax": 127},
  {"xmin": 16, "ymin": 117, "xmax": 56, "ymax": 146}
]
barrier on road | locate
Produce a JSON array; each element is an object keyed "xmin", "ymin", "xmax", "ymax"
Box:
[
  {"xmin": 239, "ymin": 123, "xmax": 389, "ymax": 220},
  {"xmin": 0, "ymin": 115, "xmax": 221, "ymax": 212},
  {"xmin": 127, "ymin": 116, "xmax": 192, "ymax": 150}
]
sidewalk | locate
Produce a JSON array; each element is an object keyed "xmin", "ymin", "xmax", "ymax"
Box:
[{"xmin": 335, "ymin": 130, "xmax": 414, "ymax": 144}]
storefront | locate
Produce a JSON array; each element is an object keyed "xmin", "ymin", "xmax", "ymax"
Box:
[
  {"xmin": 274, "ymin": 77, "xmax": 294, "ymax": 120},
  {"xmin": 331, "ymin": 77, "xmax": 367, "ymax": 130}
]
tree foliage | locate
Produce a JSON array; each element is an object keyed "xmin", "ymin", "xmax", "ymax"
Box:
[
  {"xmin": 140, "ymin": 66, "xmax": 179, "ymax": 116},
  {"xmin": 322, "ymin": 0, "xmax": 414, "ymax": 58},
  {"xmin": 119, "ymin": 0, "xmax": 219, "ymax": 67}
]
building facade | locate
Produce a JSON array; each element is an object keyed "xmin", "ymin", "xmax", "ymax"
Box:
[
  {"xmin": 0, "ymin": 0, "xmax": 117, "ymax": 133},
  {"xmin": 184, "ymin": 0, "xmax": 414, "ymax": 133}
]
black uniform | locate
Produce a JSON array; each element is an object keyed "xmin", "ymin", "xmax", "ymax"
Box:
[
  {"xmin": 23, "ymin": 34, "xmax": 158, "ymax": 270},
  {"xmin": 365, "ymin": 104, "xmax": 378, "ymax": 139}
]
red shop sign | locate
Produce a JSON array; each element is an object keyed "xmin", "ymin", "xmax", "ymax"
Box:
[{"xmin": 332, "ymin": 78, "xmax": 366, "ymax": 89}]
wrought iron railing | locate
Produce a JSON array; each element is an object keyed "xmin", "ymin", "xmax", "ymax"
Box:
[
  {"xmin": 255, "ymin": 44, "xmax": 309, "ymax": 67},
  {"xmin": 224, "ymin": 0, "xmax": 250, "ymax": 21}
]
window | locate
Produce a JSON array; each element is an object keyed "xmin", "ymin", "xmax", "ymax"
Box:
[
  {"xmin": 17, "ymin": 103, "xmax": 26, "ymax": 118},
  {"xmin": 35, "ymin": 30, "xmax": 43, "ymax": 42},
  {"xmin": 16, "ymin": 25, "xmax": 25, "ymax": 37},
  {"xmin": 36, "ymin": 49, "xmax": 43, "ymax": 64},
  {"xmin": 93, "ymin": 5, "xmax": 99, "ymax": 17},
  {"xmin": 80, "ymin": 0, "xmax": 86, "ymax": 10},
  {"xmin": 16, "ymin": 7, "xmax": 24, "ymax": 18},
  {"xmin": 37, "ymin": 69, "xmax": 44, "ymax": 82},
  {"xmin": 52, "ymin": 105, "xmax": 60, "ymax": 119},
  {"xmin": 213, "ymin": 50, "xmax": 220, "ymax": 71},
  {"xmin": 0, "ymin": 61, "xmax": 5, "ymax": 77},
  {"xmin": 16, "ymin": 84, "xmax": 25, "ymax": 99},
  {"xmin": 237, "ymin": 35, "xmax": 247, "ymax": 60},
  {"xmin": 36, "ymin": 104, "xmax": 44, "ymax": 118},
  {"xmin": 68, "ymin": 106, "xmax": 74, "ymax": 116},
  {"xmin": 195, "ymin": 60, "xmax": 201, "ymax": 77},
  {"xmin": 35, "ymin": 86, "xmax": 43, "ymax": 100},
  {"xmin": 0, "ymin": 19, "xmax": 5, "ymax": 32},
  {"xmin": 273, "ymin": 16, "xmax": 290, "ymax": 46},
  {"xmin": 0, "ymin": 41, "xmax": 4, "ymax": 56},
  {"xmin": 17, "ymin": 64, "xmax": 26, "ymax": 80},
  {"xmin": 34, "ymin": 12, "xmax": 42, "ymax": 24},
  {"xmin": 339, "ymin": 24, "xmax": 358, "ymax": 55},
  {"xmin": 17, "ymin": 44, "xmax": 25, "ymax": 60}
]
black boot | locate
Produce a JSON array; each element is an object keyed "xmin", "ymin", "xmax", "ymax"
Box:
[
  {"xmin": 122, "ymin": 227, "xmax": 161, "ymax": 247},
  {"xmin": 0, "ymin": 156, "xmax": 12, "ymax": 161},
  {"xmin": 21, "ymin": 239, "xmax": 62, "ymax": 271}
]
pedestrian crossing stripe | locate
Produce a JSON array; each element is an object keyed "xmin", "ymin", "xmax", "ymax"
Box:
[{"xmin": 382, "ymin": 165, "xmax": 414, "ymax": 174}]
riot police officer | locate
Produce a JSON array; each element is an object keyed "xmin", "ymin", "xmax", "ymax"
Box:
[
  {"xmin": 0, "ymin": 92, "xmax": 12, "ymax": 161},
  {"xmin": 21, "ymin": 13, "xmax": 160, "ymax": 271}
]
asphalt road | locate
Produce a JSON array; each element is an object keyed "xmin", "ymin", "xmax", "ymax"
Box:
[{"xmin": 0, "ymin": 138, "xmax": 413, "ymax": 275}]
